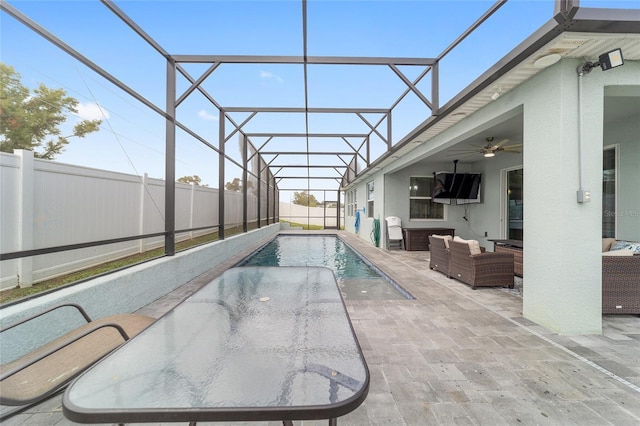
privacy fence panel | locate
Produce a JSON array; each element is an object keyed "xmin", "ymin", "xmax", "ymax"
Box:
[
  {"xmin": 0, "ymin": 151, "xmax": 246, "ymax": 291},
  {"xmin": 30, "ymin": 159, "xmax": 146, "ymax": 284}
]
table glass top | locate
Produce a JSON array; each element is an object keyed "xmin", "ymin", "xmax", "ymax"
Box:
[{"xmin": 63, "ymin": 266, "xmax": 368, "ymax": 421}]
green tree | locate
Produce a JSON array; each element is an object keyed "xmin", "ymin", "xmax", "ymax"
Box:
[
  {"xmin": 225, "ymin": 177, "xmax": 242, "ymax": 191},
  {"xmin": 293, "ymin": 191, "xmax": 319, "ymax": 207},
  {"xmin": 0, "ymin": 63, "xmax": 102, "ymax": 159},
  {"xmin": 225, "ymin": 177, "xmax": 254, "ymax": 193},
  {"xmin": 177, "ymin": 175, "xmax": 202, "ymax": 185}
]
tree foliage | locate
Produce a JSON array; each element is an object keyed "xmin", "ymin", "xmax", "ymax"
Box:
[
  {"xmin": 0, "ymin": 62, "xmax": 102, "ymax": 159},
  {"xmin": 293, "ymin": 191, "xmax": 319, "ymax": 207},
  {"xmin": 177, "ymin": 175, "xmax": 203, "ymax": 185},
  {"xmin": 225, "ymin": 177, "xmax": 254, "ymax": 193},
  {"xmin": 225, "ymin": 177, "xmax": 242, "ymax": 191}
]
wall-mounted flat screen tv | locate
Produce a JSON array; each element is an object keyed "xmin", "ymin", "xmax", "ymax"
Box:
[{"xmin": 432, "ymin": 172, "xmax": 481, "ymax": 204}]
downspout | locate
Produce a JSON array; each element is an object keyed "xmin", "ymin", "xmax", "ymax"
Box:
[{"xmin": 576, "ymin": 64, "xmax": 591, "ymax": 203}]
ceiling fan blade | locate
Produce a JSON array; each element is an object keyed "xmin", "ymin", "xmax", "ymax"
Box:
[
  {"xmin": 494, "ymin": 138, "xmax": 510, "ymax": 147},
  {"xmin": 448, "ymin": 149, "xmax": 479, "ymax": 153},
  {"xmin": 469, "ymin": 143, "xmax": 489, "ymax": 149}
]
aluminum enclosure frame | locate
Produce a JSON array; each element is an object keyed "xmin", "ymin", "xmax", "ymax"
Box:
[{"xmin": 6, "ymin": 0, "xmax": 635, "ymax": 261}]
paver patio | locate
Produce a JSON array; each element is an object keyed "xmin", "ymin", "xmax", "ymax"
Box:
[{"xmin": 4, "ymin": 231, "xmax": 639, "ymax": 425}]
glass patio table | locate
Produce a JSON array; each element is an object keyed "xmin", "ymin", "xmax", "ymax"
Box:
[{"xmin": 62, "ymin": 266, "xmax": 369, "ymax": 425}]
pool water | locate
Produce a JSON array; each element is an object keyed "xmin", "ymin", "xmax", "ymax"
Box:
[{"xmin": 239, "ymin": 235, "xmax": 412, "ymax": 300}]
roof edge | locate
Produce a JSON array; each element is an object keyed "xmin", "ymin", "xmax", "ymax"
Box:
[{"xmin": 343, "ymin": 6, "xmax": 640, "ymax": 188}]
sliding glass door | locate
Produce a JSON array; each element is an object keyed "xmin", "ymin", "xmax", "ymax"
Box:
[
  {"xmin": 602, "ymin": 146, "xmax": 617, "ymax": 238},
  {"xmin": 507, "ymin": 168, "xmax": 524, "ymax": 241}
]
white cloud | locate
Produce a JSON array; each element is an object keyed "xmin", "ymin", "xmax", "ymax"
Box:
[
  {"xmin": 260, "ymin": 70, "xmax": 284, "ymax": 83},
  {"xmin": 77, "ymin": 102, "xmax": 109, "ymax": 120},
  {"xmin": 198, "ymin": 109, "xmax": 218, "ymax": 121}
]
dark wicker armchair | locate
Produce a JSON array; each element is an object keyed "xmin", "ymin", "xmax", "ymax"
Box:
[
  {"xmin": 602, "ymin": 255, "xmax": 640, "ymax": 314},
  {"xmin": 449, "ymin": 240, "xmax": 514, "ymax": 289},
  {"xmin": 428, "ymin": 235, "xmax": 450, "ymax": 277}
]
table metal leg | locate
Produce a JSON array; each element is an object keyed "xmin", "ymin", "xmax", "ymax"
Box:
[{"xmin": 329, "ymin": 418, "xmax": 337, "ymax": 426}]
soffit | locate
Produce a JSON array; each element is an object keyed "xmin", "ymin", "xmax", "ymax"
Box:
[
  {"xmin": 364, "ymin": 31, "xmax": 640, "ymax": 174},
  {"xmin": 415, "ymin": 32, "xmax": 640, "ymax": 145}
]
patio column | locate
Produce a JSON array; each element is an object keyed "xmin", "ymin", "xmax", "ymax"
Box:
[{"xmin": 522, "ymin": 60, "xmax": 603, "ymax": 335}]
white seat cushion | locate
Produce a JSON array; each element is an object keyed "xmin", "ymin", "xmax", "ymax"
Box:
[
  {"xmin": 453, "ymin": 236, "xmax": 482, "ymax": 255},
  {"xmin": 602, "ymin": 238, "xmax": 616, "ymax": 252},
  {"xmin": 603, "ymin": 250, "xmax": 633, "ymax": 257},
  {"xmin": 431, "ymin": 234, "xmax": 452, "ymax": 249}
]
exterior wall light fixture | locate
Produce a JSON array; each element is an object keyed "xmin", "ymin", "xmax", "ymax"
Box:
[{"xmin": 577, "ymin": 48, "xmax": 624, "ymax": 75}]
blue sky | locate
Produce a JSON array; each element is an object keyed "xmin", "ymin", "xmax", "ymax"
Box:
[{"xmin": 1, "ymin": 0, "xmax": 636, "ymax": 200}]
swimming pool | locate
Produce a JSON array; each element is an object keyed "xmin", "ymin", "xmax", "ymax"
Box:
[{"xmin": 239, "ymin": 235, "xmax": 413, "ymax": 300}]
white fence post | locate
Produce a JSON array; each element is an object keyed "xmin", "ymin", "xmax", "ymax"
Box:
[
  {"xmin": 16, "ymin": 150, "xmax": 34, "ymax": 288},
  {"xmin": 190, "ymin": 182, "xmax": 195, "ymax": 239},
  {"xmin": 138, "ymin": 173, "xmax": 147, "ymax": 253}
]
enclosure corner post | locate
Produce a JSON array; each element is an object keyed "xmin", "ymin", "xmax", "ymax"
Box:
[{"xmin": 165, "ymin": 58, "xmax": 176, "ymax": 256}]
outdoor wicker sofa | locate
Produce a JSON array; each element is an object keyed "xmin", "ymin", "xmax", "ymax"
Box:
[
  {"xmin": 602, "ymin": 238, "xmax": 640, "ymax": 315},
  {"xmin": 0, "ymin": 303, "xmax": 154, "ymax": 415},
  {"xmin": 428, "ymin": 235, "xmax": 451, "ymax": 277},
  {"xmin": 448, "ymin": 239, "xmax": 514, "ymax": 289},
  {"xmin": 602, "ymin": 255, "xmax": 640, "ymax": 314}
]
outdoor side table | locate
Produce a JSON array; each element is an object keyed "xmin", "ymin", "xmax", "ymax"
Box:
[{"xmin": 62, "ymin": 266, "xmax": 369, "ymax": 425}]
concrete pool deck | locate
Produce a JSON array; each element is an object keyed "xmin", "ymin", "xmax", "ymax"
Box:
[{"xmin": 5, "ymin": 230, "xmax": 640, "ymax": 425}]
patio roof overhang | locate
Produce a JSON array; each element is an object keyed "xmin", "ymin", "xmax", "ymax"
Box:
[{"xmin": 347, "ymin": 4, "xmax": 640, "ymax": 186}]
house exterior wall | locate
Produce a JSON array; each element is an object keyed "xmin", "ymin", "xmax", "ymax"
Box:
[
  {"xmin": 521, "ymin": 59, "xmax": 604, "ymax": 335},
  {"xmin": 381, "ymin": 153, "xmax": 524, "ymax": 250},
  {"xmin": 345, "ymin": 59, "xmax": 638, "ymax": 335},
  {"xmin": 343, "ymin": 181, "xmax": 363, "ymax": 235},
  {"xmin": 344, "ymin": 175, "xmax": 385, "ymax": 246},
  {"xmin": 519, "ymin": 60, "xmax": 639, "ymax": 335}
]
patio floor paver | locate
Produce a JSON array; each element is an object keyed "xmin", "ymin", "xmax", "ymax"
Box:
[{"xmin": 4, "ymin": 230, "xmax": 640, "ymax": 425}]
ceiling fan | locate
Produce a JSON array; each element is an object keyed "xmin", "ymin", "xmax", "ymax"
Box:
[{"xmin": 449, "ymin": 137, "xmax": 522, "ymax": 158}]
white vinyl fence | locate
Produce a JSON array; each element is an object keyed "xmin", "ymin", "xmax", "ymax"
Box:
[
  {"xmin": 278, "ymin": 202, "xmax": 342, "ymax": 228},
  {"xmin": 0, "ymin": 150, "xmax": 267, "ymax": 291}
]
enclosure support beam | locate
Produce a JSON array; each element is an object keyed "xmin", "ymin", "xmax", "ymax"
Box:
[
  {"xmin": 242, "ymin": 134, "xmax": 248, "ymax": 233},
  {"xmin": 165, "ymin": 59, "xmax": 176, "ymax": 256},
  {"xmin": 219, "ymin": 110, "xmax": 226, "ymax": 240}
]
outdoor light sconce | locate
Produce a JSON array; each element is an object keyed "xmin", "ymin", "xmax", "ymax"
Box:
[
  {"xmin": 490, "ymin": 86, "xmax": 502, "ymax": 101},
  {"xmin": 577, "ymin": 48, "xmax": 624, "ymax": 75}
]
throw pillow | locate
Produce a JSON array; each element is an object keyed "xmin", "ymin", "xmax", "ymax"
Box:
[
  {"xmin": 453, "ymin": 236, "xmax": 482, "ymax": 255},
  {"xmin": 610, "ymin": 240, "xmax": 640, "ymax": 255}
]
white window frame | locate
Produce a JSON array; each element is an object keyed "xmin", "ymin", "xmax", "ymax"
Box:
[
  {"xmin": 347, "ymin": 189, "xmax": 357, "ymax": 216},
  {"xmin": 366, "ymin": 181, "xmax": 374, "ymax": 218}
]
